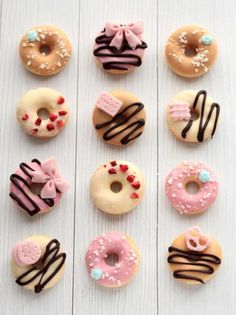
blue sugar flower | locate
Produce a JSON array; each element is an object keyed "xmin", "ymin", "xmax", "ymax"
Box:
[
  {"xmin": 90, "ymin": 268, "xmax": 103, "ymax": 280},
  {"xmin": 27, "ymin": 30, "xmax": 38, "ymax": 42},
  {"xmin": 198, "ymin": 170, "xmax": 211, "ymax": 183},
  {"xmin": 201, "ymin": 34, "xmax": 213, "ymax": 46}
]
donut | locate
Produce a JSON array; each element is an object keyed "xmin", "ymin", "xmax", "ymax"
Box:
[
  {"xmin": 166, "ymin": 90, "xmax": 220, "ymax": 143},
  {"xmin": 19, "ymin": 25, "xmax": 72, "ymax": 76},
  {"xmin": 85, "ymin": 232, "xmax": 140, "ymax": 287},
  {"xmin": 165, "ymin": 161, "xmax": 218, "ymax": 215},
  {"xmin": 90, "ymin": 160, "xmax": 145, "ymax": 215},
  {"xmin": 17, "ymin": 88, "xmax": 69, "ymax": 138},
  {"xmin": 93, "ymin": 21, "xmax": 147, "ymax": 74},
  {"xmin": 167, "ymin": 226, "xmax": 222, "ymax": 284},
  {"xmin": 92, "ymin": 91, "xmax": 146, "ymax": 146},
  {"xmin": 11, "ymin": 235, "xmax": 66, "ymax": 293},
  {"xmin": 9, "ymin": 157, "xmax": 70, "ymax": 216},
  {"xmin": 165, "ymin": 25, "xmax": 218, "ymax": 78}
]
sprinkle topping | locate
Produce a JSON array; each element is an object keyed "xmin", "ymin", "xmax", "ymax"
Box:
[
  {"xmin": 198, "ymin": 169, "xmax": 211, "ymax": 183},
  {"xmin": 27, "ymin": 30, "xmax": 38, "ymax": 42},
  {"xmin": 90, "ymin": 268, "xmax": 103, "ymax": 280},
  {"xmin": 201, "ymin": 34, "xmax": 213, "ymax": 45}
]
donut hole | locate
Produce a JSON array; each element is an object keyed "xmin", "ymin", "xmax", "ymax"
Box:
[
  {"xmin": 185, "ymin": 181, "xmax": 200, "ymax": 194},
  {"xmin": 105, "ymin": 253, "xmax": 119, "ymax": 266},
  {"xmin": 110, "ymin": 181, "xmax": 122, "ymax": 193},
  {"xmin": 190, "ymin": 109, "xmax": 199, "ymax": 121},
  {"xmin": 39, "ymin": 44, "xmax": 51, "ymax": 56},
  {"xmin": 30, "ymin": 183, "xmax": 45, "ymax": 196},
  {"xmin": 184, "ymin": 44, "xmax": 198, "ymax": 57},
  {"xmin": 37, "ymin": 108, "xmax": 50, "ymax": 120}
]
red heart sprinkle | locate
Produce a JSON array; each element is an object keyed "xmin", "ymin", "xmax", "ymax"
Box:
[
  {"xmin": 108, "ymin": 168, "xmax": 117, "ymax": 174},
  {"xmin": 132, "ymin": 181, "xmax": 141, "ymax": 189},
  {"xmin": 47, "ymin": 123, "xmax": 55, "ymax": 131},
  {"xmin": 127, "ymin": 175, "xmax": 135, "ymax": 183},
  {"xmin": 110, "ymin": 161, "xmax": 117, "ymax": 167},
  {"xmin": 120, "ymin": 164, "xmax": 129, "ymax": 172},
  {"xmin": 130, "ymin": 192, "xmax": 139, "ymax": 199},
  {"xmin": 32, "ymin": 128, "xmax": 38, "ymax": 135},
  {"xmin": 22, "ymin": 114, "xmax": 29, "ymax": 121},
  {"xmin": 35, "ymin": 118, "xmax": 42, "ymax": 126},
  {"xmin": 49, "ymin": 113, "xmax": 58, "ymax": 121},
  {"xmin": 56, "ymin": 120, "xmax": 64, "ymax": 128},
  {"xmin": 57, "ymin": 96, "xmax": 65, "ymax": 105},
  {"xmin": 59, "ymin": 110, "xmax": 67, "ymax": 116}
]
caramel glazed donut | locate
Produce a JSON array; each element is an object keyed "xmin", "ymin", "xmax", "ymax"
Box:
[
  {"xmin": 167, "ymin": 90, "xmax": 220, "ymax": 143},
  {"xmin": 19, "ymin": 25, "xmax": 72, "ymax": 76},
  {"xmin": 165, "ymin": 25, "xmax": 217, "ymax": 78}
]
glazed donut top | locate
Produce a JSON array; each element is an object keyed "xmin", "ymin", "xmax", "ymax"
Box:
[
  {"xmin": 85, "ymin": 232, "xmax": 140, "ymax": 287},
  {"xmin": 93, "ymin": 20, "xmax": 147, "ymax": 72},
  {"xmin": 19, "ymin": 25, "xmax": 72, "ymax": 76},
  {"xmin": 12, "ymin": 236, "xmax": 66, "ymax": 293},
  {"xmin": 165, "ymin": 25, "xmax": 217, "ymax": 77},
  {"xmin": 167, "ymin": 90, "xmax": 220, "ymax": 143},
  {"xmin": 17, "ymin": 88, "xmax": 69, "ymax": 138}
]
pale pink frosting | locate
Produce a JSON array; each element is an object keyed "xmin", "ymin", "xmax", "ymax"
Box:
[
  {"xmin": 85, "ymin": 232, "xmax": 138, "ymax": 287},
  {"xmin": 165, "ymin": 161, "xmax": 218, "ymax": 214},
  {"xmin": 95, "ymin": 92, "xmax": 123, "ymax": 116},
  {"xmin": 185, "ymin": 226, "xmax": 211, "ymax": 252},
  {"xmin": 12, "ymin": 240, "xmax": 42, "ymax": 266},
  {"xmin": 10, "ymin": 159, "xmax": 69, "ymax": 214},
  {"xmin": 169, "ymin": 101, "xmax": 191, "ymax": 121}
]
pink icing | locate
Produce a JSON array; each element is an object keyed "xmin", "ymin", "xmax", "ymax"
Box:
[
  {"xmin": 185, "ymin": 226, "xmax": 211, "ymax": 252},
  {"xmin": 10, "ymin": 159, "xmax": 68, "ymax": 214},
  {"xmin": 85, "ymin": 232, "xmax": 138, "ymax": 287},
  {"xmin": 165, "ymin": 161, "xmax": 218, "ymax": 215},
  {"xmin": 169, "ymin": 101, "xmax": 191, "ymax": 121},
  {"xmin": 105, "ymin": 21, "xmax": 143, "ymax": 49},
  {"xmin": 95, "ymin": 92, "xmax": 123, "ymax": 116},
  {"xmin": 12, "ymin": 240, "xmax": 42, "ymax": 266}
]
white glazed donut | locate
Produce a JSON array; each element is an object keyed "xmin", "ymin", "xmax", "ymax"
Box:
[
  {"xmin": 90, "ymin": 160, "xmax": 145, "ymax": 215},
  {"xmin": 16, "ymin": 88, "xmax": 69, "ymax": 138}
]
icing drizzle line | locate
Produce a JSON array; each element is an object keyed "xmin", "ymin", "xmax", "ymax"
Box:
[
  {"xmin": 9, "ymin": 159, "xmax": 55, "ymax": 216},
  {"xmin": 93, "ymin": 30, "xmax": 147, "ymax": 71},
  {"xmin": 16, "ymin": 239, "xmax": 66, "ymax": 293},
  {"xmin": 181, "ymin": 90, "xmax": 220, "ymax": 142},
  {"xmin": 168, "ymin": 246, "xmax": 221, "ymax": 284},
  {"xmin": 95, "ymin": 102, "xmax": 145, "ymax": 145}
]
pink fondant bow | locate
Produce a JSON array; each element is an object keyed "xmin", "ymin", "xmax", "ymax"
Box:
[
  {"xmin": 105, "ymin": 20, "xmax": 144, "ymax": 49},
  {"xmin": 31, "ymin": 158, "xmax": 70, "ymax": 199}
]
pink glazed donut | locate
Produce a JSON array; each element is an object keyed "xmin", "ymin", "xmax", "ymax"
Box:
[
  {"xmin": 85, "ymin": 232, "xmax": 141, "ymax": 288},
  {"xmin": 9, "ymin": 158, "xmax": 69, "ymax": 216},
  {"xmin": 165, "ymin": 161, "xmax": 218, "ymax": 215}
]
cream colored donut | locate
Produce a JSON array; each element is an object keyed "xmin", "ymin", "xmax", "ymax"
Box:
[
  {"xmin": 11, "ymin": 235, "xmax": 66, "ymax": 293},
  {"xmin": 16, "ymin": 88, "xmax": 69, "ymax": 138},
  {"xmin": 90, "ymin": 160, "xmax": 145, "ymax": 215},
  {"xmin": 166, "ymin": 90, "xmax": 220, "ymax": 143},
  {"xmin": 168, "ymin": 227, "xmax": 222, "ymax": 284},
  {"xmin": 165, "ymin": 25, "xmax": 218, "ymax": 78},
  {"xmin": 19, "ymin": 25, "xmax": 72, "ymax": 76}
]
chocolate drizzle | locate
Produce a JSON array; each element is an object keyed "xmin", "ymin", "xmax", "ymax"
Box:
[
  {"xmin": 9, "ymin": 159, "xmax": 55, "ymax": 216},
  {"xmin": 93, "ymin": 29, "xmax": 147, "ymax": 71},
  {"xmin": 181, "ymin": 90, "xmax": 220, "ymax": 142},
  {"xmin": 168, "ymin": 246, "xmax": 221, "ymax": 284},
  {"xmin": 95, "ymin": 102, "xmax": 145, "ymax": 145},
  {"xmin": 16, "ymin": 239, "xmax": 66, "ymax": 293}
]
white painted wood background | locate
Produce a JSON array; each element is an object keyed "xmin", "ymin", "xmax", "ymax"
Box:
[{"xmin": 0, "ymin": 0, "xmax": 235, "ymax": 314}]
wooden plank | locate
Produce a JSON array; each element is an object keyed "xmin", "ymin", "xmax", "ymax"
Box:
[
  {"xmin": 0, "ymin": 0, "xmax": 79, "ymax": 314},
  {"xmin": 73, "ymin": 0, "xmax": 158, "ymax": 314},
  {"xmin": 158, "ymin": 1, "xmax": 236, "ymax": 314}
]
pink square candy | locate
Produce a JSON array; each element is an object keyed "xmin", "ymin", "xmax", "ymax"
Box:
[{"xmin": 95, "ymin": 92, "xmax": 123, "ymax": 117}]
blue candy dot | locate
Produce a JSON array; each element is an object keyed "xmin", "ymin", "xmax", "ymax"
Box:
[
  {"xmin": 198, "ymin": 170, "xmax": 211, "ymax": 183},
  {"xmin": 27, "ymin": 30, "xmax": 38, "ymax": 42},
  {"xmin": 201, "ymin": 34, "xmax": 213, "ymax": 45},
  {"xmin": 90, "ymin": 268, "xmax": 103, "ymax": 280}
]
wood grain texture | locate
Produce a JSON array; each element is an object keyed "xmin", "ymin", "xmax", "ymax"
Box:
[{"xmin": 158, "ymin": 1, "xmax": 236, "ymax": 315}]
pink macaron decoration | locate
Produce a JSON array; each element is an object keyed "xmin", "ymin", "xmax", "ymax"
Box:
[
  {"xmin": 168, "ymin": 100, "xmax": 191, "ymax": 121},
  {"xmin": 185, "ymin": 226, "xmax": 211, "ymax": 252},
  {"xmin": 12, "ymin": 240, "xmax": 42, "ymax": 266}
]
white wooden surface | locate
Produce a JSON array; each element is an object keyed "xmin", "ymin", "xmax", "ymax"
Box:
[{"xmin": 0, "ymin": 0, "xmax": 235, "ymax": 314}]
